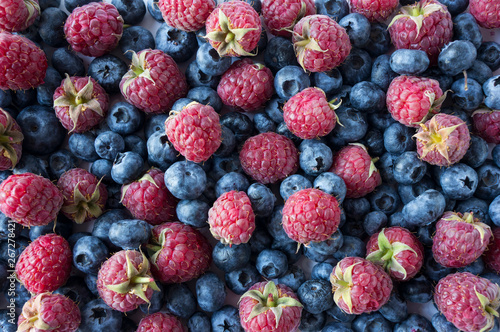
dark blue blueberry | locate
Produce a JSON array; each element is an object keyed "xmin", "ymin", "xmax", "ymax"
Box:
[
  {"xmin": 147, "ymin": 131, "xmax": 179, "ymax": 171},
  {"xmin": 490, "ymin": 195, "xmax": 500, "ymax": 227},
  {"xmin": 309, "ymin": 231, "xmax": 344, "ymax": 260},
  {"xmin": 37, "ymin": 66, "xmax": 62, "ymax": 107},
  {"xmin": 67, "ymin": 231, "xmax": 91, "ymax": 249},
  {"xmin": 196, "ymin": 26, "xmax": 207, "ymax": 46},
  {"xmin": 72, "ymin": 235, "xmax": 109, "ymax": 274},
  {"xmin": 108, "ymin": 219, "xmax": 150, "ymax": 250},
  {"xmin": 51, "ymin": 47, "xmax": 85, "ymax": 77},
  {"xmin": 119, "ymin": 26, "xmax": 155, "ymax": 60},
  {"xmin": 440, "ymin": 163, "xmax": 478, "ymax": 200},
  {"xmin": 316, "ymin": 0, "xmax": 349, "ymax": 21},
  {"xmin": 415, "ymin": 224, "xmax": 433, "ymax": 247},
  {"xmin": 107, "ymin": 184, "xmax": 123, "ymax": 209},
  {"xmin": 457, "ymin": 257, "xmax": 485, "ymax": 275},
  {"xmin": 423, "ymin": 66, "xmax": 454, "ymax": 91},
  {"xmin": 38, "ymin": 7, "xmax": 67, "ymax": 47},
  {"xmin": 344, "ymin": 197, "xmax": 371, "ymax": 220},
  {"xmin": 220, "ymin": 112, "xmax": 254, "ymax": 144},
  {"xmin": 213, "ymin": 242, "xmax": 251, "ymax": 273},
  {"xmin": 0, "ymin": 213, "xmax": 21, "ymax": 241},
  {"xmin": 456, "ymin": 197, "xmax": 491, "ymax": 226},
  {"xmin": 54, "ymin": 276, "xmax": 93, "ymax": 308},
  {"xmin": 360, "ymin": 128, "xmax": 384, "ymax": 156},
  {"xmin": 186, "ymin": 60, "xmax": 220, "ymax": 89},
  {"xmin": 215, "ymin": 172, "xmax": 249, "ymax": 197},
  {"xmin": 387, "ymin": 212, "xmax": 406, "ymax": 228},
  {"xmin": 92, "ymin": 209, "xmax": 131, "ymax": 248},
  {"xmin": 363, "ymin": 211, "xmax": 388, "ymax": 236},
  {"xmin": 494, "ymin": 144, "xmax": 500, "ymax": 168},
  {"xmin": 248, "ymin": 226, "xmax": 272, "ymax": 255},
  {"xmin": 312, "ymin": 69, "xmax": 343, "ymax": 96},
  {"xmin": 276, "ymin": 121, "xmax": 302, "ymax": 145},
  {"xmin": 298, "ymin": 279, "xmax": 334, "ymax": 314},
  {"xmin": 29, "ymin": 218, "xmax": 72, "ymax": 241},
  {"xmin": 379, "ymin": 292, "xmax": 408, "ymax": 323},
  {"xmin": 13, "ymin": 153, "xmax": 49, "ymax": 179},
  {"xmin": 390, "ymin": 49, "xmax": 429, "ymax": 75},
  {"xmin": 333, "ymin": 235, "xmax": 366, "ymax": 259},
  {"xmin": 353, "ymin": 312, "xmax": 392, "ymax": 332},
  {"xmin": 424, "ymin": 249, "xmax": 455, "ymax": 282},
  {"xmin": 461, "ymin": 135, "xmax": 489, "ymax": 169},
  {"xmin": 453, "ymin": 13, "xmax": 482, "ymax": 49},
  {"xmin": 123, "ymin": 135, "xmax": 147, "ymax": 160},
  {"xmin": 64, "ymin": 0, "xmax": 93, "ymax": 11},
  {"xmin": 272, "ymin": 240, "xmax": 302, "ymax": 264},
  {"xmin": 483, "ymin": 75, "xmax": 500, "ymax": 109},
  {"xmin": 329, "ymin": 107, "xmax": 368, "ymax": 144},
  {"xmin": 214, "ymin": 125, "xmax": 236, "ymax": 157},
  {"xmin": 313, "ymin": 172, "xmax": 347, "ymax": 204},
  {"xmin": 256, "ymin": 249, "xmax": 288, "ymax": 279},
  {"xmin": 371, "ymin": 54, "xmax": 398, "ymax": 91},
  {"xmin": 39, "ymin": 0, "xmax": 60, "ymax": 9},
  {"xmin": 0, "ymin": 236, "xmax": 28, "ymax": 265},
  {"xmin": 107, "ymin": 102, "xmax": 143, "ymax": 135},
  {"xmin": 111, "ymin": 151, "xmax": 144, "ymax": 184},
  {"xmin": 79, "ymin": 299, "xmax": 122, "ymax": 332},
  {"xmin": 267, "ymin": 205, "xmax": 294, "ymax": 243},
  {"xmin": 218, "ymin": 0, "xmax": 261, "ymax": 12},
  {"xmin": 146, "ymin": 0, "xmax": 164, "ymax": 22},
  {"xmin": 187, "ymin": 86, "xmax": 223, "ymax": 112},
  {"xmin": 437, "ymin": 0, "xmax": 469, "ymax": 16},
  {"xmin": 121, "ymin": 317, "xmax": 137, "ymax": 332},
  {"xmin": 326, "ymin": 304, "xmax": 356, "ymax": 323},
  {"xmin": 478, "ymin": 41, "xmax": 500, "ymax": 71},
  {"xmin": 90, "ymin": 159, "xmax": 113, "ymax": 183},
  {"xmin": 84, "ymin": 274, "xmax": 98, "ymax": 296},
  {"xmin": 311, "ymin": 262, "xmax": 335, "ymax": 281},
  {"xmin": 197, "ymin": 43, "xmax": 232, "ymax": 76},
  {"xmin": 393, "ymin": 151, "xmax": 428, "ymax": 185},
  {"xmin": 211, "ymin": 305, "xmax": 243, "ymax": 332},
  {"xmin": 402, "ymin": 189, "xmax": 446, "ymax": 229},
  {"xmin": 274, "ymin": 65, "xmax": 311, "ymax": 100},
  {"xmin": 0, "ymin": 264, "xmax": 7, "ymax": 293},
  {"xmin": 264, "ymin": 37, "xmax": 299, "ymax": 74},
  {"xmin": 171, "ymin": 98, "xmax": 193, "ymax": 112},
  {"xmin": 95, "ymin": 131, "xmax": 125, "ymax": 161},
  {"xmin": 176, "ymin": 199, "xmax": 209, "ymax": 228},
  {"xmin": 322, "ymin": 321, "xmax": 353, "ymax": 332},
  {"xmin": 299, "ymin": 140, "xmax": 333, "ymax": 176},
  {"xmin": 112, "ymin": 0, "xmax": 145, "ymax": 25},
  {"xmin": 247, "ymin": 183, "xmax": 276, "ymax": 217},
  {"xmin": 438, "ymin": 40, "xmax": 477, "ymax": 76},
  {"xmin": 400, "ymin": 274, "xmax": 434, "ymax": 302},
  {"xmin": 339, "ymin": 13, "xmax": 370, "ymax": 48},
  {"xmin": 432, "ymin": 313, "xmax": 460, "ymax": 332},
  {"xmin": 304, "ymin": 243, "xmax": 338, "ymax": 263},
  {"xmin": 341, "ymin": 217, "xmax": 366, "ymax": 238},
  {"xmin": 475, "ymin": 161, "xmax": 500, "ymax": 200},
  {"xmin": 349, "ymin": 81, "xmax": 386, "ymax": 113},
  {"xmin": 211, "ymin": 154, "xmax": 242, "ymax": 181},
  {"xmin": 339, "ymin": 48, "xmax": 372, "ymax": 86},
  {"xmin": 144, "ymin": 114, "xmax": 168, "ymax": 139},
  {"xmin": 225, "ymin": 264, "xmax": 260, "ymax": 295},
  {"xmin": 456, "ymin": 60, "xmax": 493, "ymax": 85},
  {"xmin": 398, "ymin": 175, "xmax": 437, "ymax": 205},
  {"xmin": 394, "ymin": 314, "xmax": 433, "ymax": 332},
  {"xmin": 69, "ymin": 131, "xmax": 99, "ymax": 162},
  {"xmin": 364, "ymin": 22, "xmax": 391, "ymax": 57},
  {"xmin": 481, "ymin": 272, "xmax": 500, "ymax": 286},
  {"xmin": 329, "ymin": 84, "xmax": 352, "ymax": 108},
  {"xmin": 188, "ymin": 312, "xmax": 212, "ymax": 332},
  {"xmin": 196, "ymin": 272, "xmax": 226, "ymax": 313},
  {"xmin": 164, "ymin": 283, "xmax": 197, "ymax": 318},
  {"xmin": 0, "ymin": 90, "xmax": 11, "ymax": 108},
  {"xmin": 156, "ymin": 24, "xmax": 197, "ymax": 63},
  {"xmin": 278, "ymin": 265, "xmax": 306, "ymax": 292},
  {"xmin": 299, "ymin": 311, "xmax": 327, "ymax": 332},
  {"xmin": 165, "ymin": 161, "xmax": 206, "ymax": 199},
  {"xmin": 11, "ymin": 89, "xmax": 36, "ymax": 110},
  {"xmin": 253, "ymin": 112, "xmax": 276, "ymax": 133},
  {"xmin": 15, "ymin": 18, "xmax": 41, "ymax": 42},
  {"xmin": 88, "ymin": 55, "xmax": 128, "ymax": 94},
  {"xmin": 383, "ymin": 122, "xmax": 415, "ymax": 154},
  {"xmin": 4, "ymin": 280, "xmax": 30, "ymax": 310},
  {"xmin": 280, "ymin": 174, "xmax": 312, "ymax": 201},
  {"xmin": 49, "ymin": 149, "xmax": 78, "ymax": 178}
]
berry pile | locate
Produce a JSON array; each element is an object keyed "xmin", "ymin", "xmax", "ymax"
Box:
[{"xmin": 1, "ymin": 0, "xmax": 500, "ymax": 331}]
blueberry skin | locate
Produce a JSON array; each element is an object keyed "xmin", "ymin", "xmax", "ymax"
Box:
[
  {"xmin": 402, "ymin": 189, "xmax": 446, "ymax": 229},
  {"xmin": 51, "ymin": 47, "xmax": 86, "ymax": 77},
  {"xmin": 390, "ymin": 49, "xmax": 430, "ymax": 75},
  {"xmin": 17, "ymin": 105, "xmax": 66, "ymax": 155},
  {"xmin": 197, "ymin": 43, "xmax": 232, "ymax": 76},
  {"xmin": 395, "ymin": 314, "xmax": 434, "ymax": 332},
  {"xmin": 94, "ymin": 131, "xmax": 125, "ymax": 161},
  {"xmin": 264, "ymin": 36, "xmax": 299, "ymax": 74},
  {"xmin": 363, "ymin": 211, "xmax": 388, "ymax": 236},
  {"xmin": 211, "ymin": 154, "xmax": 243, "ymax": 181},
  {"xmin": 333, "ymin": 235, "xmax": 366, "ymax": 259},
  {"xmin": 106, "ymin": 102, "xmax": 143, "ymax": 136},
  {"xmin": 276, "ymin": 121, "xmax": 303, "ymax": 145},
  {"xmin": 215, "ymin": 172, "xmax": 249, "ymax": 197},
  {"xmin": 219, "ymin": 112, "xmax": 254, "ymax": 143},
  {"xmin": 490, "ymin": 195, "xmax": 500, "ymax": 227},
  {"xmin": 475, "ymin": 161, "xmax": 500, "ymax": 200},
  {"xmin": 393, "ymin": 151, "xmax": 428, "ymax": 185},
  {"xmin": 277, "ymin": 265, "xmax": 306, "ymax": 292},
  {"xmin": 108, "ymin": 219, "xmax": 151, "ymax": 250},
  {"xmin": 54, "ymin": 276, "xmax": 93, "ymax": 309},
  {"xmin": 256, "ymin": 249, "xmax": 288, "ymax": 279},
  {"xmin": 79, "ymin": 299, "xmax": 122, "ymax": 332},
  {"xmin": 64, "ymin": 0, "xmax": 93, "ymax": 12},
  {"xmin": 156, "ymin": 23, "xmax": 197, "ymax": 63},
  {"xmin": 339, "ymin": 48, "xmax": 372, "ymax": 86},
  {"xmin": 322, "ymin": 322, "xmax": 353, "ymax": 332},
  {"xmin": 437, "ymin": 0, "xmax": 469, "ymax": 16},
  {"xmin": 339, "ymin": 13, "xmax": 370, "ymax": 48},
  {"xmin": 457, "ymin": 257, "xmax": 485, "ymax": 275},
  {"xmin": 326, "ymin": 305, "xmax": 356, "ymax": 323},
  {"xmin": 38, "ymin": 7, "xmax": 67, "ymax": 47},
  {"xmin": 0, "ymin": 212, "xmax": 21, "ymax": 241},
  {"xmin": 185, "ymin": 60, "xmax": 220, "ymax": 89},
  {"xmin": 438, "ymin": 40, "xmax": 477, "ymax": 76},
  {"xmin": 147, "ymin": 131, "xmax": 179, "ymax": 171},
  {"xmin": 272, "ymin": 240, "xmax": 303, "ymax": 265},
  {"xmin": 176, "ymin": 199, "xmax": 209, "ymax": 228},
  {"xmin": 353, "ymin": 312, "xmax": 392, "ymax": 332},
  {"xmin": 37, "ymin": 66, "xmax": 62, "ymax": 107},
  {"xmin": 280, "ymin": 174, "xmax": 312, "ymax": 201},
  {"xmin": 11, "ymin": 89, "xmax": 36, "ymax": 110},
  {"xmin": 164, "ymin": 283, "xmax": 197, "ymax": 318},
  {"xmin": 246, "ymin": 183, "xmax": 276, "ymax": 217},
  {"xmin": 188, "ymin": 312, "xmax": 212, "ymax": 332},
  {"xmin": 0, "ymin": 236, "xmax": 28, "ymax": 265},
  {"xmin": 146, "ymin": 0, "xmax": 164, "ymax": 22},
  {"xmin": 69, "ymin": 131, "xmax": 99, "ymax": 162},
  {"xmin": 0, "ymin": 90, "xmax": 11, "ymax": 108},
  {"xmin": 349, "ymin": 81, "xmax": 386, "ymax": 113},
  {"xmin": 313, "ymin": 172, "xmax": 347, "ymax": 204},
  {"xmin": 253, "ymin": 112, "xmax": 276, "ymax": 133},
  {"xmin": 211, "ymin": 305, "xmax": 243, "ymax": 332},
  {"xmin": 144, "ymin": 114, "xmax": 168, "ymax": 139},
  {"xmin": 399, "ymin": 274, "xmax": 434, "ymax": 303},
  {"xmin": 477, "ymin": 41, "xmax": 500, "ymax": 71},
  {"xmin": 29, "ymin": 218, "xmax": 72, "ymax": 241},
  {"xmin": 298, "ymin": 279, "xmax": 334, "ymax": 314},
  {"xmin": 462, "ymin": 135, "xmax": 489, "ymax": 168},
  {"xmin": 119, "ymin": 26, "xmax": 155, "ymax": 60},
  {"xmin": 90, "ymin": 159, "xmax": 113, "ymax": 183},
  {"xmin": 423, "ymin": 66, "xmax": 454, "ymax": 91},
  {"xmin": 364, "ymin": 22, "xmax": 391, "ymax": 57},
  {"xmin": 483, "ymin": 75, "xmax": 500, "ymax": 110},
  {"xmin": 92, "ymin": 209, "xmax": 132, "ymax": 248},
  {"xmin": 316, "ymin": 0, "xmax": 349, "ymax": 21},
  {"xmin": 312, "ymin": 69, "xmax": 343, "ymax": 96},
  {"xmin": 39, "ymin": 0, "xmax": 59, "ymax": 10},
  {"xmin": 112, "ymin": 0, "xmax": 145, "ymax": 25},
  {"xmin": 398, "ymin": 176, "xmax": 437, "ymax": 205},
  {"xmin": 481, "ymin": 272, "xmax": 500, "ymax": 287},
  {"xmin": 187, "ymin": 86, "xmax": 223, "ymax": 112},
  {"xmin": 111, "ymin": 151, "xmax": 144, "ymax": 184},
  {"xmin": 329, "ymin": 107, "xmax": 368, "ymax": 144},
  {"xmin": 456, "ymin": 197, "xmax": 491, "ymax": 226},
  {"xmin": 213, "ymin": 242, "xmax": 251, "ymax": 273},
  {"xmin": 214, "ymin": 125, "xmax": 236, "ymax": 157},
  {"xmin": 225, "ymin": 264, "xmax": 260, "ymax": 295},
  {"xmin": 267, "ymin": 205, "xmax": 295, "ymax": 244},
  {"xmin": 196, "ymin": 272, "xmax": 226, "ymax": 313},
  {"xmin": 368, "ymin": 184, "xmax": 401, "ymax": 215},
  {"xmin": 311, "ymin": 262, "xmax": 336, "ymax": 281},
  {"xmin": 494, "ymin": 145, "xmax": 500, "ymax": 169},
  {"xmin": 424, "ymin": 251, "xmax": 454, "ymax": 282},
  {"xmin": 123, "ymin": 134, "xmax": 147, "ymax": 160},
  {"xmin": 371, "ymin": 54, "xmax": 398, "ymax": 91},
  {"xmin": 88, "ymin": 55, "xmax": 128, "ymax": 94},
  {"xmin": 299, "ymin": 140, "xmax": 333, "ymax": 176},
  {"xmin": 165, "ymin": 161, "xmax": 207, "ymax": 200},
  {"xmin": 383, "ymin": 122, "xmax": 416, "ymax": 154},
  {"xmin": 432, "ymin": 313, "xmax": 460, "ymax": 332},
  {"xmin": 3, "ymin": 280, "xmax": 31, "ymax": 311},
  {"xmin": 379, "ymin": 292, "xmax": 408, "ymax": 323},
  {"xmin": 440, "ymin": 163, "xmax": 478, "ymax": 200},
  {"xmin": 453, "ymin": 13, "xmax": 482, "ymax": 49},
  {"xmin": 456, "ymin": 60, "xmax": 493, "ymax": 85},
  {"xmin": 49, "ymin": 149, "xmax": 78, "ymax": 178},
  {"xmin": 274, "ymin": 65, "xmax": 311, "ymax": 100},
  {"xmin": 344, "ymin": 197, "xmax": 371, "ymax": 220},
  {"xmin": 299, "ymin": 311, "xmax": 327, "ymax": 332}
]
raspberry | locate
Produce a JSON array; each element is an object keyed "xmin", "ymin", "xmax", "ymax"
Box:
[
  {"xmin": 137, "ymin": 312, "xmax": 186, "ymax": 332},
  {"xmin": 262, "ymin": 0, "xmax": 316, "ymax": 37},
  {"xmin": 484, "ymin": 228, "xmax": 500, "ymax": 273},
  {"xmin": 158, "ymin": 0, "xmax": 215, "ymax": 32},
  {"xmin": 349, "ymin": 0, "xmax": 399, "ymax": 22},
  {"xmin": 0, "ymin": 0, "xmax": 40, "ymax": 32},
  {"xmin": 472, "ymin": 108, "xmax": 500, "ymax": 144},
  {"xmin": 469, "ymin": 0, "xmax": 500, "ymax": 29}
]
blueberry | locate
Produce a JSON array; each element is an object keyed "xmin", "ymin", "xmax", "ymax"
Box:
[
  {"xmin": 423, "ymin": 66, "xmax": 454, "ymax": 91},
  {"xmin": 494, "ymin": 145, "xmax": 500, "ymax": 168},
  {"xmin": 490, "ymin": 195, "xmax": 500, "ymax": 227},
  {"xmin": 196, "ymin": 43, "xmax": 232, "ymax": 76},
  {"xmin": 276, "ymin": 121, "xmax": 303, "ymax": 145},
  {"xmin": 379, "ymin": 292, "xmax": 408, "ymax": 323},
  {"xmin": 69, "ymin": 131, "xmax": 99, "ymax": 162},
  {"xmin": 256, "ymin": 249, "xmax": 288, "ymax": 279},
  {"xmin": 344, "ymin": 197, "xmax": 371, "ymax": 220},
  {"xmin": 363, "ymin": 211, "xmax": 388, "ymax": 236},
  {"xmin": 144, "ymin": 114, "xmax": 167, "ymax": 139},
  {"xmin": 213, "ymin": 242, "xmax": 251, "ymax": 273},
  {"xmin": 187, "ymin": 86, "xmax": 223, "ymax": 112},
  {"xmin": 163, "ymin": 283, "xmax": 197, "ymax": 319},
  {"xmin": 88, "ymin": 55, "xmax": 128, "ymax": 94},
  {"xmin": 253, "ymin": 112, "xmax": 276, "ymax": 133},
  {"xmin": 3, "ymin": 280, "xmax": 30, "ymax": 310},
  {"xmin": 49, "ymin": 149, "xmax": 78, "ymax": 178},
  {"xmin": 371, "ymin": 54, "xmax": 398, "ymax": 91},
  {"xmin": 174, "ymin": 199, "xmax": 208, "ymax": 228},
  {"xmin": 394, "ymin": 313, "xmax": 433, "ymax": 332},
  {"xmin": 312, "ymin": 69, "xmax": 343, "ymax": 96},
  {"xmin": 383, "ymin": 122, "xmax": 415, "ymax": 154},
  {"xmin": 453, "ymin": 13, "xmax": 482, "ymax": 49},
  {"xmin": 196, "ymin": 272, "xmax": 226, "ymax": 313},
  {"xmin": 13, "ymin": 154, "xmax": 48, "ymax": 179},
  {"xmin": 313, "ymin": 172, "xmax": 347, "ymax": 204},
  {"xmin": 211, "ymin": 305, "xmax": 243, "ymax": 332},
  {"xmin": 440, "ymin": 163, "xmax": 478, "ymax": 200},
  {"xmin": 83, "ymin": 274, "xmax": 98, "ymax": 296},
  {"xmin": 264, "ymin": 36, "xmax": 299, "ymax": 73},
  {"xmin": 67, "ymin": 231, "xmax": 91, "ymax": 250},
  {"xmin": 92, "ymin": 209, "xmax": 131, "ymax": 248},
  {"xmin": 400, "ymin": 274, "xmax": 433, "ymax": 303},
  {"xmin": 315, "ymin": 0, "xmax": 349, "ymax": 21},
  {"xmin": 323, "ymin": 321, "xmax": 353, "ymax": 332},
  {"xmin": 424, "ymin": 250, "xmax": 454, "ymax": 282},
  {"xmin": 94, "ymin": 131, "xmax": 125, "ymax": 161},
  {"xmin": 333, "ymin": 235, "xmax": 366, "ymax": 259},
  {"xmin": 349, "ymin": 81, "xmax": 386, "ymax": 113},
  {"xmin": 72, "ymin": 235, "xmax": 109, "ymax": 275},
  {"xmin": 37, "ymin": 67, "xmax": 62, "ymax": 107},
  {"xmin": 339, "ymin": 48, "xmax": 372, "ymax": 86},
  {"xmin": 79, "ymin": 299, "xmax": 122, "ymax": 332},
  {"xmin": 280, "ymin": 174, "xmax": 312, "ymax": 201},
  {"xmin": 437, "ymin": 0, "xmax": 469, "ymax": 16},
  {"xmin": 11, "ymin": 89, "xmax": 36, "ymax": 110},
  {"xmin": 299, "ymin": 311, "xmax": 327, "ymax": 332},
  {"xmin": 0, "ymin": 90, "xmax": 11, "ymax": 108},
  {"xmin": 224, "ymin": 264, "xmax": 260, "ymax": 295},
  {"xmin": 108, "ymin": 219, "xmax": 150, "ymax": 250},
  {"xmin": 147, "ymin": 131, "xmax": 179, "ymax": 170},
  {"xmin": 164, "ymin": 161, "xmax": 206, "ymax": 200},
  {"xmin": 0, "ymin": 235, "xmax": 28, "ymax": 265},
  {"xmin": 220, "ymin": 112, "xmax": 254, "ymax": 144},
  {"xmin": 398, "ymin": 175, "xmax": 437, "ymax": 205},
  {"xmin": 211, "ymin": 154, "xmax": 243, "ymax": 181},
  {"xmin": 341, "ymin": 217, "xmax": 367, "ymax": 239},
  {"xmin": 105, "ymin": 102, "xmax": 143, "ymax": 136},
  {"xmin": 39, "ymin": 0, "xmax": 59, "ymax": 9},
  {"xmin": 339, "ymin": 13, "xmax": 370, "ymax": 48},
  {"xmin": 29, "ymin": 218, "xmax": 72, "ymax": 241},
  {"xmin": 483, "ymin": 75, "xmax": 500, "ymax": 110},
  {"xmin": 112, "ymin": 0, "xmax": 145, "ymax": 25},
  {"xmin": 393, "ymin": 151, "xmax": 428, "ymax": 185},
  {"xmin": 311, "ymin": 262, "xmax": 336, "ymax": 281},
  {"xmin": 364, "ymin": 22, "xmax": 391, "ymax": 57},
  {"xmin": 156, "ymin": 24, "xmax": 197, "ymax": 63},
  {"xmin": 90, "ymin": 159, "xmax": 112, "ymax": 183},
  {"xmin": 246, "ymin": 183, "xmax": 276, "ymax": 217},
  {"xmin": 17, "ymin": 105, "xmax": 66, "ymax": 155},
  {"xmin": 456, "ymin": 60, "xmax": 493, "ymax": 85},
  {"xmin": 119, "ymin": 26, "xmax": 155, "ymax": 60},
  {"xmin": 267, "ymin": 205, "xmax": 294, "ymax": 243},
  {"xmin": 188, "ymin": 312, "xmax": 212, "ymax": 332},
  {"xmin": 438, "ymin": 40, "xmax": 477, "ymax": 76},
  {"xmin": 277, "ymin": 265, "xmax": 306, "ymax": 292},
  {"xmin": 274, "ymin": 65, "xmax": 311, "ymax": 100},
  {"xmin": 111, "ymin": 151, "xmax": 144, "ymax": 184},
  {"xmin": 0, "ymin": 264, "xmax": 7, "ymax": 293},
  {"xmin": 432, "ymin": 313, "xmax": 460, "ymax": 332},
  {"xmin": 326, "ymin": 304, "xmax": 356, "ymax": 323},
  {"xmin": 54, "ymin": 276, "xmax": 93, "ymax": 309},
  {"xmin": 213, "ymin": 125, "xmax": 236, "ymax": 158},
  {"xmin": 272, "ymin": 240, "xmax": 303, "ymax": 264},
  {"xmin": 0, "ymin": 213, "xmax": 21, "ymax": 241},
  {"xmin": 402, "ymin": 189, "xmax": 446, "ymax": 229},
  {"xmin": 474, "ymin": 161, "xmax": 500, "ymax": 200},
  {"xmin": 481, "ymin": 272, "xmax": 500, "ymax": 287},
  {"xmin": 353, "ymin": 312, "xmax": 392, "ymax": 332},
  {"xmin": 477, "ymin": 41, "xmax": 500, "ymax": 71},
  {"xmin": 329, "ymin": 107, "xmax": 368, "ymax": 144},
  {"xmin": 185, "ymin": 60, "xmax": 220, "ymax": 89},
  {"xmin": 457, "ymin": 257, "xmax": 485, "ymax": 275},
  {"xmin": 51, "ymin": 47, "xmax": 85, "ymax": 77},
  {"xmin": 215, "ymin": 172, "xmax": 249, "ymax": 197},
  {"xmin": 460, "ymin": 135, "xmax": 489, "ymax": 169},
  {"xmin": 146, "ymin": 0, "xmax": 164, "ymax": 22},
  {"xmin": 39, "ymin": 7, "xmax": 67, "ymax": 47},
  {"xmin": 304, "ymin": 243, "xmax": 338, "ymax": 263},
  {"xmin": 297, "ymin": 279, "xmax": 334, "ymax": 314},
  {"xmin": 390, "ymin": 49, "xmax": 429, "ymax": 75}
]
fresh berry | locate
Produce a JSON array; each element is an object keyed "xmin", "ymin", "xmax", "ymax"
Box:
[
  {"xmin": 349, "ymin": 0, "xmax": 398, "ymax": 22},
  {"xmin": 469, "ymin": 0, "xmax": 500, "ymax": 29},
  {"xmin": 208, "ymin": 190, "xmax": 256, "ymax": 245},
  {"xmin": 239, "ymin": 281, "xmax": 303, "ymax": 332},
  {"xmin": 205, "ymin": 0, "xmax": 261, "ymax": 57},
  {"xmin": 108, "ymin": 219, "xmax": 151, "ymax": 250},
  {"xmin": 18, "ymin": 292, "xmax": 80, "ymax": 332},
  {"xmin": 472, "ymin": 108, "xmax": 500, "ymax": 144},
  {"xmin": 78, "ymin": 299, "xmax": 122, "ymax": 331},
  {"xmin": 438, "ymin": 40, "xmax": 477, "ymax": 77},
  {"xmin": 165, "ymin": 101, "xmax": 221, "ymax": 163},
  {"xmin": 120, "ymin": 49, "xmax": 188, "ymax": 114},
  {"xmin": 434, "ymin": 272, "xmax": 500, "ymax": 332},
  {"xmin": 261, "ymin": 0, "xmax": 316, "ymax": 37},
  {"xmin": 274, "ymin": 65, "xmax": 311, "ymax": 100},
  {"xmin": 64, "ymin": 2, "xmax": 124, "ymax": 57},
  {"xmin": 390, "ymin": 49, "xmax": 429, "ymax": 76},
  {"xmin": 240, "ymin": 132, "xmax": 299, "ymax": 184},
  {"xmin": 137, "ymin": 312, "xmax": 186, "ymax": 332},
  {"xmin": 292, "ymin": 14, "xmax": 351, "ymax": 72},
  {"xmin": 0, "ymin": 31, "xmax": 47, "ymax": 90},
  {"xmin": 330, "ymin": 257, "xmax": 393, "ymax": 314},
  {"xmin": 15, "ymin": 234, "xmax": 72, "ymax": 294},
  {"xmin": 159, "ymin": 0, "xmax": 215, "ymax": 32},
  {"xmin": 0, "ymin": 109, "xmax": 23, "ymax": 171},
  {"xmin": 196, "ymin": 272, "xmax": 227, "ymax": 313},
  {"xmin": 217, "ymin": 59, "xmax": 274, "ymax": 112},
  {"xmin": 0, "ymin": 0, "xmax": 40, "ymax": 32},
  {"xmin": 484, "ymin": 227, "xmax": 500, "ymax": 273},
  {"xmin": 72, "ymin": 235, "xmax": 109, "ymax": 275}
]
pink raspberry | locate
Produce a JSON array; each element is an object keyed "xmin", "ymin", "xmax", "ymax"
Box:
[
  {"xmin": 349, "ymin": 0, "xmax": 399, "ymax": 22},
  {"xmin": 158, "ymin": 0, "xmax": 215, "ymax": 32},
  {"xmin": 262, "ymin": 0, "xmax": 316, "ymax": 37}
]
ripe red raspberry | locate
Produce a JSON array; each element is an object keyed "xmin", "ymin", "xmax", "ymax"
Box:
[
  {"xmin": 0, "ymin": 108, "xmax": 23, "ymax": 171},
  {"xmin": 283, "ymin": 87, "xmax": 338, "ymax": 139},
  {"xmin": 484, "ymin": 228, "xmax": 500, "ymax": 273},
  {"xmin": 137, "ymin": 312, "xmax": 186, "ymax": 332},
  {"xmin": 239, "ymin": 132, "xmax": 299, "ymax": 184},
  {"xmin": 435, "ymin": 272, "xmax": 500, "ymax": 332},
  {"xmin": 262, "ymin": 0, "xmax": 316, "ymax": 37},
  {"xmin": 165, "ymin": 101, "xmax": 221, "ymax": 163},
  {"xmin": 349, "ymin": 0, "xmax": 398, "ymax": 22},
  {"xmin": 121, "ymin": 168, "xmax": 178, "ymax": 225},
  {"xmin": 120, "ymin": 50, "xmax": 188, "ymax": 114},
  {"xmin": 239, "ymin": 281, "xmax": 303, "ymax": 332},
  {"xmin": 0, "ymin": 31, "xmax": 47, "ymax": 90},
  {"xmin": 53, "ymin": 75, "xmax": 109, "ymax": 133},
  {"xmin": 366, "ymin": 227, "xmax": 424, "ymax": 281},
  {"xmin": 472, "ymin": 108, "xmax": 500, "ymax": 144},
  {"xmin": 433, "ymin": 211, "xmax": 492, "ymax": 268},
  {"xmin": 205, "ymin": 0, "xmax": 261, "ymax": 57},
  {"xmin": 208, "ymin": 190, "xmax": 256, "ymax": 245},
  {"xmin": 330, "ymin": 257, "xmax": 393, "ymax": 314},
  {"xmin": 159, "ymin": 0, "xmax": 215, "ymax": 32},
  {"xmin": 386, "ymin": 75, "xmax": 444, "ymax": 128},
  {"xmin": 15, "ymin": 234, "xmax": 72, "ymax": 294},
  {"xmin": 282, "ymin": 188, "xmax": 341, "ymax": 245},
  {"xmin": 57, "ymin": 168, "xmax": 107, "ymax": 224},
  {"xmin": 97, "ymin": 250, "xmax": 160, "ymax": 312},
  {"xmin": 18, "ymin": 292, "xmax": 81, "ymax": 332},
  {"xmin": 329, "ymin": 143, "xmax": 381, "ymax": 199},
  {"xmin": 0, "ymin": 0, "xmax": 39, "ymax": 32},
  {"xmin": 149, "ymin": 222, "xmax": 212, "ymax": 283},
  {"xmin": 388, "ymin": 0, "xmax": 453, "ymax": 64},
  {"xmin": 469, "ymin": 0, "xmax": 500, "ymax": 29},
  {"xmin": 64, "ymin": 2, "xmax": 123, "ymax": 57},
  {"xmin": 0, "ymin": 173, "xmax": 63, "ymax": 227},
  {"xmin": 217, "ymin": 59, "xmax": 274, "ymax": 112},
  {"xmin": 292, "ymin": 14, "xmax": 351, "ymax": 72}
]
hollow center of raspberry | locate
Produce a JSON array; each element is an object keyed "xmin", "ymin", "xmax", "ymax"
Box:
[{"xmin": 429, "ymin": 133, "xmax": 443, "ymax": 144}]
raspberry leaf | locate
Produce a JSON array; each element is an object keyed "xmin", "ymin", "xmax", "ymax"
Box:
[
  {"xmin": 388, "ymin": 2, "xmax": 446, "ymax": 37},
  {"xmin": 331, "ymin": 262, "xmax": 360, "ymax": 314},
  {"xmin": 121, "ymin": 51, "xmax": 155, "ymax": 95},
  {"xmin": 475, "ymin": 286, "xmax": 500, "ymax": 332},
  {"xmin": 61, "ymin": 179, "xmax": 104, "ymax": 224},
  {"xmin": 293, "ymin": 18, "xmax": 327, "ymax": 72}
]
